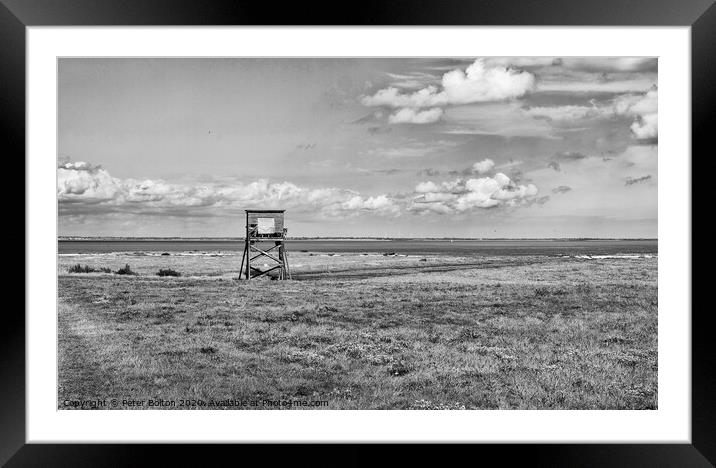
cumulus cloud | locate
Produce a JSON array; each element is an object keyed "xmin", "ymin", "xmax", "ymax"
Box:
[
  {"xmin": 612, "ymin": 89, "xmax": 658, "ymax": 116},
  {"xmin": 415, "ymin": 181, "xmax": 441, "ymax": 193},
  {"xmin": 548, "ymin": 161, "xmax": 561, "ymax": 172},
  {"xmin": 630, "ymin": 114, "xmax": 658, "ymax": 139},
  {"xmin": 410, "ymin": 172, "xmax": 539, "ymax": 214},
  {"xmin": 388, "ymin": 107, "xmax": 444, "ymax": 124},
  {"xmin": 58, "ymin": 161, "xmax": 399, "ymax": 218},
  {"xmin": 59, "ymin": 157, "xmax": 551, "ymax": 222},
  {"xmin": 613, "ymin": 88, "xmax": 658, "ymax": 139},
  {"xmin": 472, "ymin": 158, "xmax": 495, "ymax": 174},
  {"xmin": 332, "ymin": 195, "xmax": 400, "ymax": 216},
  {"xmin": 58, "ymin": 162, "xmax": 123, "ymax": 203},
  {"xmin": 362, "ymin": 59, "xmax": 535, "ymax": 109}
]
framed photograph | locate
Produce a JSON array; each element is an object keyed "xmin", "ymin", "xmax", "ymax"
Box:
[{"xmin": 9, "ymin": 0, "xmax": 711, "ymax": 464}]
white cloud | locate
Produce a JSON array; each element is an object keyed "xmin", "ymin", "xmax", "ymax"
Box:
[
  {"xmin": 388, "ymin": 107, "xmax": 443, "ymax": 124},
  {"xmin": 362, "ymin": 59, "xmax": 535, "ymax": 109},
  {"xmin": 472, "ymin": 158, "xmax": 495, "ymax": 174},
  {"xmin": 415, "ymin": 181, "xmax": 440, "ymax": 193},
  {"xmin": 630, "ymin": 113, "xmax": 658, "ymax": 139},
  {"xmin": 440, "ymin": 60, "xmax": 536, "ymax": 104},
  {"xmin": 410, "ymin": 172, "xmax": 539, "ymax": 213},
  {"xmin": 612, "ymin": 88, "xmax": 658, "ymax": 139},
  {"xmin": 337, "ymin": 195, "xmax": 399, "ymax": 215},
  {"xmin": 417, "ymin": 192, "xmax": 458, "ymax": 203},
  {"xmin": 58, "ymin": 162, "xmax": 123, "ymax": 203},
  {"xmin": 384, "ymin": 71, "xmax": 436, "ymax": 90},
  {"xmin": 410, "ymin": 201, "xmax": 455, "ymax": 215},
  {"xmin": 58, "ymin": 161, "xmax": 399, "ymax": 218},
  {"xmin": 612, "ymin": 89, "xmax": 657, "ymax": 115},
  {"xmin": 523, "ymin": 105, "xmax": 599, "ymax": 121}
]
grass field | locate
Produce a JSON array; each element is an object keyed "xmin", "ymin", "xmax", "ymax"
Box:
[{"xmin": 58, "ymin": 252, "xmax": 657, "ymax": 410}]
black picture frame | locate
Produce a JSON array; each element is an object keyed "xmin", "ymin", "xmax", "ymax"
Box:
[{"xmin": 6, "ymin": 0, "xmax": 710, "ymax": 465}]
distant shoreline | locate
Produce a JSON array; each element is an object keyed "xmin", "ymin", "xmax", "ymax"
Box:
[
  {"xmin": 58, "ymin": 237, "xmax": 658, "ymax": 242},
  {"xmin": 58, "ymin": 238, "xmax": 657, "ymax": 256}
]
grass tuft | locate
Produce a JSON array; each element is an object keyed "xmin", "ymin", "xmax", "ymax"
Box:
[
  {"xmin": 157, "ymin": 268, "xmax": 181, "ymax": 277},
  {"xmin": 388, "ymin": 360, "xmax": 412, "ymax": 377},
  {"xmin": 115, "ymin": 264, "xmax": 137, "ymax": 276},
  {"xmin": 68, "ymin": 264, "xmax": 112, "ymax": 274},
  {"xmin": 68, "ymin": 264, "xmax": 95, "ymax": 273}
]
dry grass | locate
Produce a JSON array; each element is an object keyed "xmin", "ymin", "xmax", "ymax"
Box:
[{"xmin": 58, "ymin": 254, "xmax": 657, "ymax": 410}]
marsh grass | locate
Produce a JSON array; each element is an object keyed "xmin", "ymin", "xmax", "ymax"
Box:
[
  {"xmin": 58, "ymin": 256, "xmax": 657, "ymax": 410},
  {"xmin": 68, "ymin": 264, "xmax": 112, "ymax": 274},
  {"xmin": 157, "ymin": 268, "xmax": 181, "ymax": 277},
  {"xmin": 115, "ymin": 264, "xmax": 137, "ymax": 276}
]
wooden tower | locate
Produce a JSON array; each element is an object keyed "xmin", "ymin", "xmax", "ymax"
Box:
[{"xmin": 240, "ymin": 209, "xmax": 291, "ymax": 280}]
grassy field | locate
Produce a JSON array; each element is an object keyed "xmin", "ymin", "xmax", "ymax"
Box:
[{"xmin": 58, "ymin": 252, "xmax": 657, "ymax": 410}]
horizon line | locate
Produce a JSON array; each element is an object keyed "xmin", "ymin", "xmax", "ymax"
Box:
[{"xmin": 58, "ymin": 236, "xmax": 658, "ymax": 241}]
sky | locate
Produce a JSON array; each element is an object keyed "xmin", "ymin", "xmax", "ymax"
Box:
[{"xmin": 58, "ymin": 57, "xmax": 657, "ymax": 238}]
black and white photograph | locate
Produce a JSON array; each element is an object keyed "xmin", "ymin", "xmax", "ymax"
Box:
[{"xmin": 57, "ymin": 56, "xmax": 658, "ymax": 411}]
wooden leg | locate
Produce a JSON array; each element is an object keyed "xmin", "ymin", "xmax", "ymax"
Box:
[
  {"xmin": 282, "ymin": 246, "xmax": 291, "ymax": 279},
  {"xmin": 239, "ymin": 243, "xmax": 246, "ymax": 279},
  {"xmin": 246, "ymin": 242, "xmax": 251, "ymax": 280}
]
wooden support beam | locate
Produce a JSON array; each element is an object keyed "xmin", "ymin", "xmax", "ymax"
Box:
[
  {"xmin": 248, "ymin": 264, "xmax": 281, "ymax": 279},
  {"xmin": 249, "ymin": 250, "xmax": 282, "ymax": 264},
  {"xmin": 243, "ymin": 210, "xmax": 290, "ymax": 280},
  {"xmin": 249, "ymin": 243, "xmax": 281, "ymax": 258}
]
